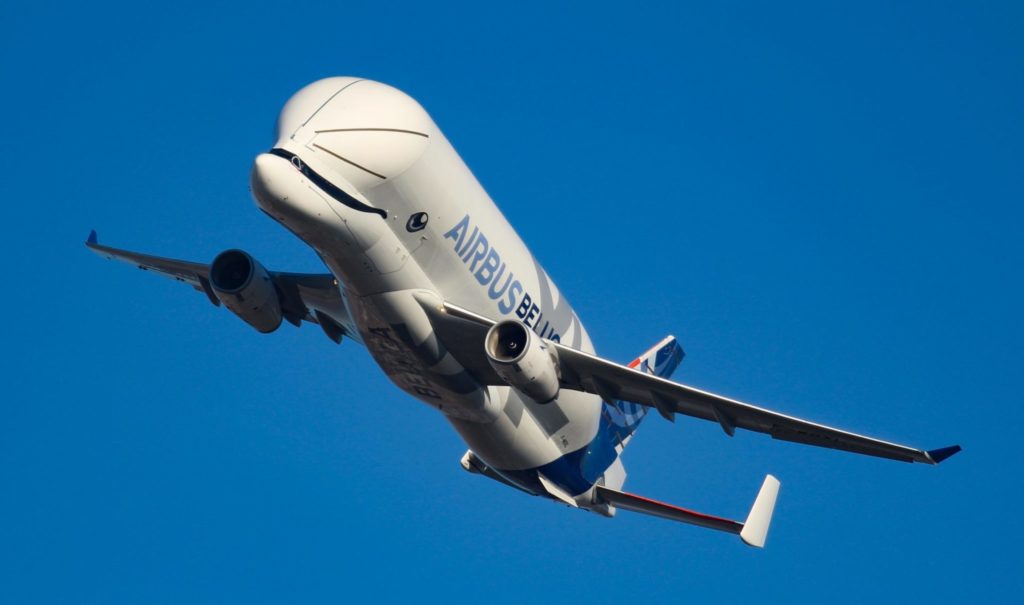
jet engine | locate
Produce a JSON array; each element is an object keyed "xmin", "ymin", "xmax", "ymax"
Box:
[
  {"xmin": 484, "ymin": 320, "xmax": 560, "ymax": 404},
  {"xmin": 209, "ymin": 249, "xmax": 283, "ymax": 333}
]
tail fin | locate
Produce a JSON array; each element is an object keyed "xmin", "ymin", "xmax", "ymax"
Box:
[{"xmin": 603, "ymin": 335, "xmax": 685, "ymax": 447}]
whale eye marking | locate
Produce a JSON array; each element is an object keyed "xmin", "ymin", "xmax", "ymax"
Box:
[{"xmin": 406, "ymin": 212, "xmax": 428, "ymax": 233}]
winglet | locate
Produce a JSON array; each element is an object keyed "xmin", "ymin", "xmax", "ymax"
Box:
[
  {"xmin": 739, "ymin": 475, "xmax": 780, "ymax": 548},
  {"xmin": 87, "ymin": 230, "xmax": 98, "ymax": 245},
  {"xmin": 926, "ymin": 445, "xmax": 962, "ymax": 464}
]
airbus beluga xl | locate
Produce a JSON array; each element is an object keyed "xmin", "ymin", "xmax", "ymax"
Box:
[{"xmin": 88, "ymin": 77, "xmax": 959, "ymax": 548}]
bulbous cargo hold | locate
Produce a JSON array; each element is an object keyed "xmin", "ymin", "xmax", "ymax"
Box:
[
  {"xmin": 273, "ymin": 77, "xmax": 433, "ymax": 192},
  {"xmin": 209, "ymin": 249, "xmax": 283, "ymax": 333},
  {"xmin": 485, "ymin": 320, "xmax": 561, "ymax": 404}
]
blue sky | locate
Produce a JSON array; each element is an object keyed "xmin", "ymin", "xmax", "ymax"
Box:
[{"xmin": 2, "ymin": 1, "xmax": 1021, "ymax": 602}]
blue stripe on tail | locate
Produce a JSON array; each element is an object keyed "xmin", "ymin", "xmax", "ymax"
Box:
[{"xmin": 602, "ymin": 336, "xmax": 685, "ymax": 445}]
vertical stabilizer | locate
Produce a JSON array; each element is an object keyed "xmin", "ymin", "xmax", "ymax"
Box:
[
  {"xmin": 603, "ymin": 335, "xmax": 685, "ymax": 447},
  {"xmin": 739, "ymin": 475, "xmax": 781, "ymax": 548}
]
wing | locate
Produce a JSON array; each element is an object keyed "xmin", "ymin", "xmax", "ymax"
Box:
[
  {"xmin": 434, "ymin": 301, "xmax": 960, "ymax": 465},
  {"xmin": 86, "ymin": 230, "xmax": 351, "ymax": 338}
]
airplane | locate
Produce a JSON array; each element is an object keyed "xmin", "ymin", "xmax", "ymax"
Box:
[{"xmin": 87, "ymin": 77, "xmax": 960, "ymax": 548}]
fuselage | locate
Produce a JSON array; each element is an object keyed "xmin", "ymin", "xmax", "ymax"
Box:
[{"xmin": 250, "ymin": 78, "xmax": 620, "ymax": 509}]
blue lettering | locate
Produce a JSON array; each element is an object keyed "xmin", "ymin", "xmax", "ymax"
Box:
[
  {"xmin": 446, "ymin": 216, "xmax": 560, "ymax": 339},
  {"xmin": 488, "ymin": 264, "xmax": 512, "ymax": 299},
  {"xmin": 475, "ymin": 249, "xmax": 500, "ymax": 286},
  {"xmin": 516, "ymin": 293, "xmax": 532, "ymax": 320},
  {"xmin": 468, "ymin": 234, "xmax": 490, "ymax": 273},
  {"xmin": 525, "ymin": 303, "xmax": 539, "ymax": 327},
  {"xmin": 460, "ymin": 227, "xmax": 480, "ymax": 260},
  {"xmin": 500, "ymin": 280, "xmax": 523, "ymax": 314},
  {"xmin": 444, "ymin": 214, "xmax": 470, "ymax": 253}
]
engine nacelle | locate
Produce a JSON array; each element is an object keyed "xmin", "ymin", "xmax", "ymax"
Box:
[
  {"xmin": 209, "ymin": 249, "xmax": 283, "ymax": 333},
  {"xmin": 484, "ymin": 320, "xmax": 560, "ymax": 404}
]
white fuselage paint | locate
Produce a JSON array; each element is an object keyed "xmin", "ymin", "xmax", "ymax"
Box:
[{"xmin": 250, "ymin": 78, "xmax": 607, "ymax": 505}]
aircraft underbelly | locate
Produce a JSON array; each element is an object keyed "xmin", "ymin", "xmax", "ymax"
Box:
[
  {"xmin": 447, "ymin": 388, "xmax": 604, "ymax": 472},
  {"xmin": 347, "ymin": 289, "xmax": 500, "ymax": 423},
  {"xmin": 347, "ymin": 289, "xmax": 603, "ymax": 474}
]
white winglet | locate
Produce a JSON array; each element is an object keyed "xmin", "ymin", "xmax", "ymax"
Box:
[{"xmin": 739, "ymin": 475, "xmax": 781, "ymax": 548}]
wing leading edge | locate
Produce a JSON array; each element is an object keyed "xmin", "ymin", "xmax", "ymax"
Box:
[{"xmin": 436, "ymin": 301, "xmax": 960, "ymax": 465}]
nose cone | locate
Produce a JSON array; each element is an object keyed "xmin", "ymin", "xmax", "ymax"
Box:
[
  {"xmin": 273, "ymin": 78, "xmax": 435, "ymax": 191},
  {"xmin": 249, "ymin": 152, "xmax": 293, "ymax": 213}
]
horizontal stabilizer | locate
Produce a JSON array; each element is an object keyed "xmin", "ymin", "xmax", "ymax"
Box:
[{"xmin": 596, "ymin": 475, "xmax": 780, "ymax": 548}]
